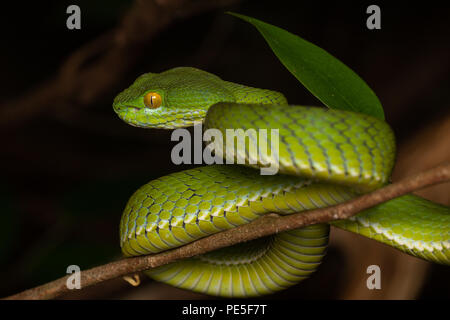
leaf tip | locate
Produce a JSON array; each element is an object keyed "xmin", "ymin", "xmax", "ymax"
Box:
[{"xmin": 225, "ymin": 11, "xmax": 251, "ymax": 22}]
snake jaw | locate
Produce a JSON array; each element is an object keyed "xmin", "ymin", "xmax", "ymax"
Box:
[{"xmin": 113, "ymin": 102, "xmax": 207, "ymax": 129}]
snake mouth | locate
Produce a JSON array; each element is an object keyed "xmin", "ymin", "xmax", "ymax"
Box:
[
  {"xmin": 114, "ymin": 104, "xmax": 140, "ymax": 113},
  {"xmin": 114, "ymin": 107, "xmax": 192, "ymax": 129},
  {"xmin": 113, "ymin": 102, "xmax": 208, "ymax": 129}
]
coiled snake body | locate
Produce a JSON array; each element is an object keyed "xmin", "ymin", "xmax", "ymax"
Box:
[{"xmin": 113, "ymin": 67, "xmax": 450, "ymax": 297}]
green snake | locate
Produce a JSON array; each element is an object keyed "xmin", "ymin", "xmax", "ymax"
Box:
[{"xmin": 113, "ymin": 67, "xmax": 450, "ymax": 297}]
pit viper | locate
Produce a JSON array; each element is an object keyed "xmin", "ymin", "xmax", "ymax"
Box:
[{"xmin": 113, "ymin": 67, "xmax": 450, "ymax": 297}]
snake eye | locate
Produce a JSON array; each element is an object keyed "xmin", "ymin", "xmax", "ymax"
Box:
[{"xmin": 143, "ymin": 92, "xmax": 162, "ymax": 109}]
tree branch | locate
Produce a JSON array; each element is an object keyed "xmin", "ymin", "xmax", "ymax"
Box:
[{"xmin": 3, "ymin": 162, "xmax": 449, "ymax": 300}]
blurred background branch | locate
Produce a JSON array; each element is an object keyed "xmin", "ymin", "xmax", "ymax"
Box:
[
  {"xmin": 0, "ymin": 0, "xmax": 448, "ymax": 299},
  {"xmin": 0, "ymin": 0, "xmax": 241, "ymax": 128}
]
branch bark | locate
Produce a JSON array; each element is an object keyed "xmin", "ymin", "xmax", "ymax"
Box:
[{"xmin": 3, "ymin": 162, "xmax": 449, "ymax": 300}]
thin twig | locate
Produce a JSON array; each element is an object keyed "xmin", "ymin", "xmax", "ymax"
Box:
[{"xmin": 3, "ymin": 162, "xmax": 449, "ymax": 300}]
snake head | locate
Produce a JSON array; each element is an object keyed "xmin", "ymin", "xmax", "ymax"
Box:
[{"xmin": 112, "ymin": 67, "xmax": 236, "ymax": 129}]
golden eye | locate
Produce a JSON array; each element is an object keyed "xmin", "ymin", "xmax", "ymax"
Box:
[{"xmin": 143, "ymin": 92, "xmax": 162, "ymax": 109}]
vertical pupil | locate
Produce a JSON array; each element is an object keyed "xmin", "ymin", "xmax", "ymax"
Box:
[{"xmin": 150, "ymin": 95, "xmax": 154, "ymax": 106}]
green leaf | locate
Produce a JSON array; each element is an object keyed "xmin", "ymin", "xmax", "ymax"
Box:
[{"xmin": 228, "ymin": 12, "xmax": 384, "ymax": 120}]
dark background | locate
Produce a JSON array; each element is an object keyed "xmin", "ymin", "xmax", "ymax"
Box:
[{"xmin": 1, "ymin": 1, "xmax": 449, "ymax": 299}]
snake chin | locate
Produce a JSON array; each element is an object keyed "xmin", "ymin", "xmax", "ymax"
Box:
[{"xmin": 119, "ymin": 116, "xmax": 202, "ymax": 129}]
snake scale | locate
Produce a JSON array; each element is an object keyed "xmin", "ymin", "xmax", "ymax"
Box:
[{"xmin": 113, "ymin": 67, "xmax": 450, "ymax": 297}]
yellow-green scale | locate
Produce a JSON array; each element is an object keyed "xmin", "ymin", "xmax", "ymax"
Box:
[{"xmin": 120, "ymin": 165, "xmax": 358, "ymax": 296}]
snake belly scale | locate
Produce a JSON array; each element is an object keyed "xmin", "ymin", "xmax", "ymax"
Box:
[{"xmin": 113, "ymin": 67, "xmax": 450, "ymax": 297}]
